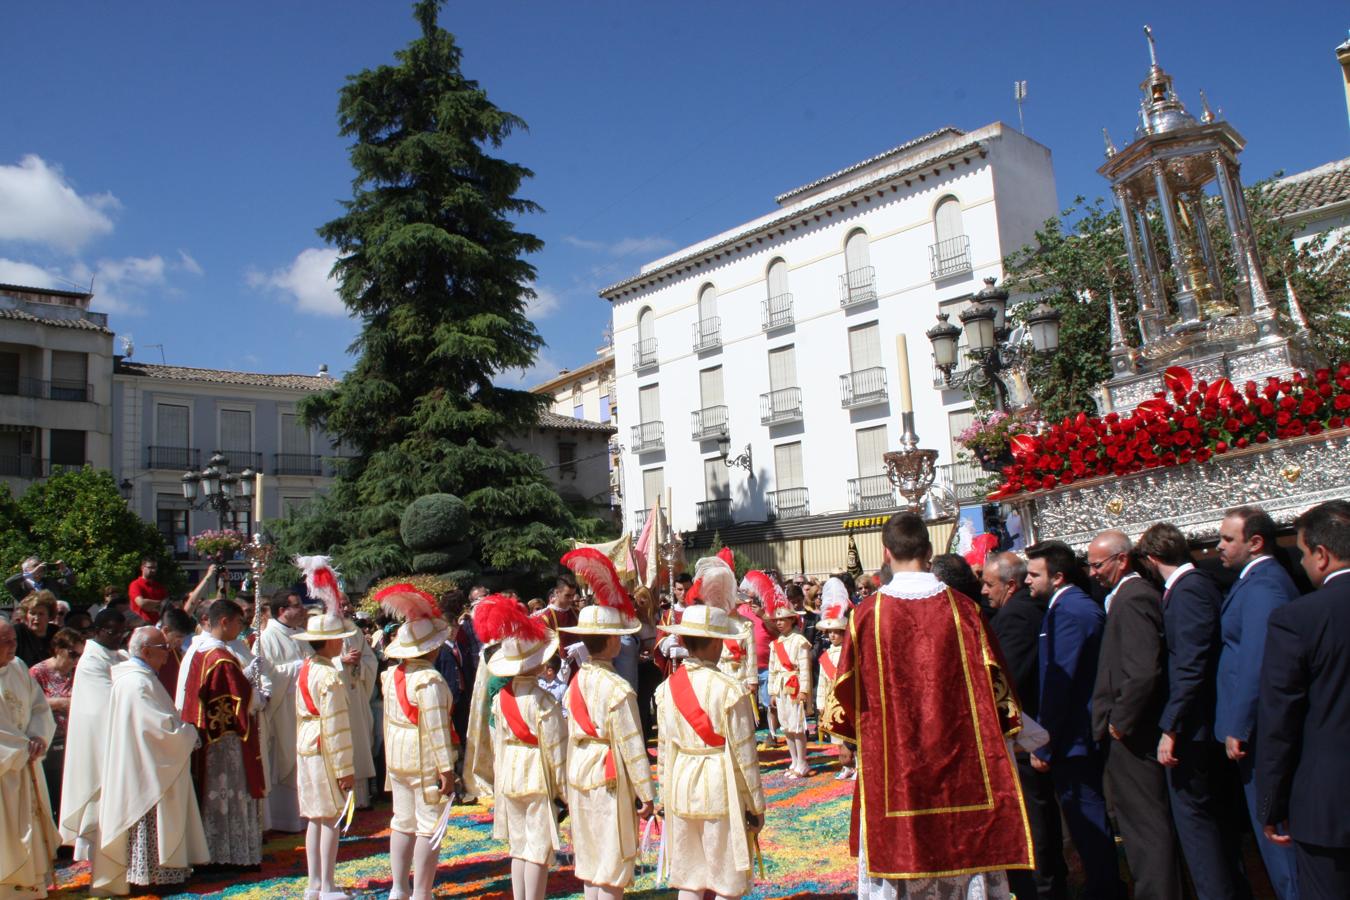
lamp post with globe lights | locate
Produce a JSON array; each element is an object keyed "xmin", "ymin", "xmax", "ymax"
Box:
[
  {"xmin": 927, "ymin": 276, "xmax": 1062, "ymax": 411},
  {"xmin": 181, "ymin": 452, "xmax": 256, "ymax": 530}
]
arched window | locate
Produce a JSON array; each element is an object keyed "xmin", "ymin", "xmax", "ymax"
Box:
[
  {"xmin": 698, "ymin": 284, "xmax": 717, "ymax": 323},
  {"xmin": 634, "ymin": 306, "xmax": 657, "ymax": 369},
  {"xmin": 841, "ymin": 231, "xmax": 876, "ymax": 306},
  {"xmin": 764, "ymin": 259, "xmax": 792, "ymax": 329},
  {"xmin": 844, "ymin": 230, "xmax": 871, "ymax": 273},
  {"xmin": 931, "ymin": 196, "xmax": 970, "ymax": 277}
]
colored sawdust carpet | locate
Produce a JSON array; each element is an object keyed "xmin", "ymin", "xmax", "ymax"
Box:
[{"xmin": 51, "ymin": 739, "xmax": 858, "ymax": 899}]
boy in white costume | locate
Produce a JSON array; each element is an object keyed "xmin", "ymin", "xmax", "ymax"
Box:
[
  {"xmin": 289, "ymin": 580, "xmax": 357, "ymax": 900},
  {"xmin": 376, "ymin": 583, "xmax": 459, "ymax": 900},
  {"xmin": 693, "ymin": 552, "xmax": 756, "ymax": 700},
  {"xmin": 813, "ymin": 580, "xmax": 854, "ymax": 780},
  {"xmin": 655, "ymin": 605, "xmax": 766, "ymax": 900},
  {"xmin": 766, "ymin": 589, "xmax": 814, "ymax": 778},
  {"xmin": 0, "ymin": 620, "xmax": 59, "ymax": 900},
  {"xmin": 557, "ymin": 549, "xmax": 655, "ymax": 899},
  {"xmin": 472, "ymin": 594, "xmax": 566, "ymax": 900}
]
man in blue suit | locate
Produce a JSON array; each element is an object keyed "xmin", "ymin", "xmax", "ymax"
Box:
[
  {"xmin": 1026, "ymin": 540, "xmax": 1123, "ymax": 900},
  {"xmin": 1217, "ymin": 506, "xmax": 1301, "ymax": 899},
  {"xmin": 1257, "ymin": 500, "xmax": 1350, "ymax": 899},
  {"xmin": 1139, "ymin": 522, "xmax": 1252, "ymax": 900}
]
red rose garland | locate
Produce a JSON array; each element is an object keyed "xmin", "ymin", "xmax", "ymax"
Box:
[{"xmin": 989, "ymin": 362, "xmax": 1350, "ymax": 500}]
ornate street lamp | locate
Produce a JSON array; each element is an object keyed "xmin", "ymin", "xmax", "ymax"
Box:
[
  {"xmin": 717, "ymin": 436, "xmax": 753, "ymax": 473},
  {"xmin": 927, "ymin": 276, "xmax": 1062, "ymax": 411},
  {"xmin": 182, "ymin": 452, "xmax": 256, "ymax": 529}
]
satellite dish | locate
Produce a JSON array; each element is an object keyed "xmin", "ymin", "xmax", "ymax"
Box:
[{"xmin": 119, "ymin": 334, "xmax": 134, "ymax": 358}]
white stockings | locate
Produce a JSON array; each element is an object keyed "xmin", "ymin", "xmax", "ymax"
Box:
[
  {"xmin": 305, "ymin": 816, "xmax": 345, "ymax": 898},
  {"xmin": 511, "ymin": 856, "xmax": 549, "ymax": 900}
]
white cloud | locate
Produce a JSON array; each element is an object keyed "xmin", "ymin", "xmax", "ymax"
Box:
[
  {"xmin": 524, "ymin": 284, "xmax": 560, "ymax": 319},
  {"xmin": 0, "ymin": 258, "xmax": 61, "ymax": 289},
  {"xmin": 499, "ymin": 351, "xmax": 565, "ymax": 389},
  {"xmin": 0, "ymin": 155, "xmax": 118, "ymax": 253},
  {"xmin": 67, "ymin": 255, "xmax": 167, "ymax": 315},
  {"xmin": 563, "ymin": 235, "xmax": 674, "ymax": 258},
  {"xmin": 176, "ymin": 250, "xmax": 204, "ymax": 276},
  {"xmin": 247, "ymin": 247, "xmax": 345, "ymax": 317}
]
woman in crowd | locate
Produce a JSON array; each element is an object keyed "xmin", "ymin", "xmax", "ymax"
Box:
[
  {"xmin": 29, "ymin": 625, "xmax": 84, "ymax": 818},
  {"xmin": 14, "ymin": 589, "xmax": 59, "ymax": 665}
]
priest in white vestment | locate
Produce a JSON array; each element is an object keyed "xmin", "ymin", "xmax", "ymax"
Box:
[
  {"xmin": 338, "ymin": 600, "xmax": 377, "ymax": 807},
  {"xmin": 256, "ymin": 590, "xmax": 313, "ymax": 832},
  {"xmin": 59, "ymin": 610, "xmax": 128, "ymax": 860},
  {"xmin": 0, "ymin": 620, "xmax": 60, "ymax": 899},
  {"xmin": 94, "ymin": 627, "xmax": 210, "ymax": 895}
]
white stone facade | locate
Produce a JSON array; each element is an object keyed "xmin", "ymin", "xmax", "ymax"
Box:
[{"xmin": 601, "ymin": 123, "xmax": 1058, "ymax": 535}]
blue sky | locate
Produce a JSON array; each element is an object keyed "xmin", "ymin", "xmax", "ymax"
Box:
[{"xmin": 2, "ymin": 2, "xmax": 1346, "ymax": 386}]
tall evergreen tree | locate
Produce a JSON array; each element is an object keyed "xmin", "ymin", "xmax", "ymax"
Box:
[{"xmin": 278, "ymin": 0, "xmax": 579, "ymax": 580}]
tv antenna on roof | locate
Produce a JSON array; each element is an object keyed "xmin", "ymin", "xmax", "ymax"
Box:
[
  {"xmin": 143, "ymin": 343, "xmax": 167, "ymax": 364},
  {"xmin": 1013, "ymin": 80, "xmax": 1028, "ymax": 134}
]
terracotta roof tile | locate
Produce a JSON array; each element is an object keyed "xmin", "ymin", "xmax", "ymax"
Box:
[
  {"xmin": 1266, "ymin": 157, "xmax": 1350, "ymax": 220},
  {"xmin": 0, "ymin": 307, "xmax": 112, "ymax": 333},
  {"xmin": 115, "ymin": 360, "xmax": 336, "ymax": 391},
  {"xmin": 535, "ymin": 410, "xmax": 617, "ymax": 434}
]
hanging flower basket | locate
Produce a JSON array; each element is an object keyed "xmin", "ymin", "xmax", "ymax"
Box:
[{"xmin": 188, "ymin": 528, "xmax": 248, "ymax": 562}]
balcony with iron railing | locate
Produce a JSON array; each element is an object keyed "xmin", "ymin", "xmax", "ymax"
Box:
[
  {"xmin": 761, "ymin": 293, "xmax": 794, "ymax": 331},
  {"xmin": 696, "ymin": 498, "xmax": 733, "ymax": 530},
  {"xmin": 633, "ymin": 338, "xmax": 658, "ymax": 371},
  {"xmin": 929, "ymin": 234, "xmax": 972, "ymax": 279},
  {"xmin": 632, "ymin": 508, "xmax": 648, "ymax": 533},
  {"xmin": 218, "ymin": 451, "xmax": 264, "ymax": 472},
  {"xmin": 690, "ymin": 405, "xmax": 729, "ymax": 441},
  {"xmin": 0, "ymin": 456, "xmax": 47, "ymax": 478},
  {"xmin": 146, "ymin": 446, "xmax": 200, "ymax": 470},
  {"xmin": 759, "ymin": 387, "xmax": 803, "ymax": 426},
  {"xmin": 274, "ymin": 453, "xmax": 325, "ymax": 476},
  {"xmin": 848, "ymin": 474, "xmax": 897, "ymax": 512},
  {"xmin": 839, "ymin": 265, "xmax": 877, "ymax": 308},
  {"xmin": 937, "ymin": 459, "xmax": 986, "ymax": 504},
  {"xmin": 691, "ymin": 317, "xmax": 722, "ymax": 353},
  {"xmin": 839, "ymin": 367, "xmax": 888, "ymax": 408},
  {"xmin": 767, "ymin": 487, "xmax": 810, "ymax": 520},
  {"xmin": 0, "ymin": 376, "xmax": 94, "ymax": 402},
  {"xmin": 630, "ymin": 420, "xmax": 665, "ymax": 454}
]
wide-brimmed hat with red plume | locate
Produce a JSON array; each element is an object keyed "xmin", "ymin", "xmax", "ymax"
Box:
[
  {"xmin": 818, "ymin": 577, "xmax": 852, "ymax": 630},
  {"xmin": 739, "ymin": 570, "xmax": 776, "ymax": 604},
  {"xmin": 765, "ymin": 583, "xmax": 802, "ymax": 621},
  {"xmin": 558, "ymin": 548, "xmax": 640, "ymax": 635},
  {"xmin": 475, "ymin": 593, "xmax": 558, "ymax": 677},
  {"xmin": 375, "ymin": 582, "xmax": 451, "ymax": 659},
  {"xmin": 693, "ymin": 554, "xmax": 737, "ymax": 613},
  {"xmin": 291, "ymin": 555, "xmax": 356, "ymax": 642}
]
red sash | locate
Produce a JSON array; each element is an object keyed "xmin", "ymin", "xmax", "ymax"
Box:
[
  {"xmin": 299, "ymin": 658, "xmax": 320, "ymax": 716},
  {"xmin": 567, "ymin": 676, "xmax": 616, "ymax": 782},
  {"xmin": 500, "ymin": 684, "xmax": 538, "ymax": 745},
  {"xmin": 819, "ymin": 651, "xmax": 837, "ymax": 681},
  {"xmin": 722, "ymin": 638, "xmax": 745, "ymax": 661},
  {"xmin": 394, "ymin": 663, "xmax": 419, "ymax": 725},
  {"xmin": 774, "ymin": 639, "xmax": 800, "ymax": 694},
  {"xmin": 298, "ymin": 658, "xmax": 321, "ymax": 751},
  {"xmin": 669, "ymin": 664, "xmax": 725, "ymax": 747}
]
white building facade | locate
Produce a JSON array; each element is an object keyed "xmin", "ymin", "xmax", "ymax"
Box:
[
  {"xmin": 602, "ymin": 124, "xmax": 1057, "ymax": 564},
  {"xmin": 0, "ymin": 284, "xmax": 115, "ymax": 495}
]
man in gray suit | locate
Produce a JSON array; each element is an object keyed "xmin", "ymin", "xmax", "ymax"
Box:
[{"xmin": 1089, "ymin": 529, "xmax": 1184, "ymax": 900}]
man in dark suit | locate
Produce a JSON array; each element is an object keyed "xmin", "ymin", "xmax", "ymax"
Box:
[
  {"xmin": 1088, "ymin": 530, "xmax": 1183, "ymax": 900},
  {"xmin": 1257, "ymin": 500, "xmax": 1350, "ymax": 898},
  {"xmin": 985, "ymin": 551, "xmax": 1066, "ymax": 900},
  {"xmin": 1217, "ymin": 506, "xmax": 1301, "ymax": 899},
  {"xmin": 1139, "ymin": 523, "xmax": 1252, "ymax": 900},
  {"xmin": 1026, "ymin": 540, "xmax": 1123, "ymax": 900}
]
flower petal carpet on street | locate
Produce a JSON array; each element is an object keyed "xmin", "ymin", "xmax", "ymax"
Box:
[{"xmin": 52, "ymin": 740, "xmax": 858, "ymax": 899}]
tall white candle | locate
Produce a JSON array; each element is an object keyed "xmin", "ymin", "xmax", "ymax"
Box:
[
  {"xmin": 896, "ymin": 334, "xmax": 914, "ymax": 413},
  {"xmin": 254, "ymin": 472, "xmax": 265, "ymax": 528}
]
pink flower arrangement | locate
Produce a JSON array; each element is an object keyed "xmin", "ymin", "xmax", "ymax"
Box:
[
  {"xmin": 990, "ymin": 362, "xmax": 1350, "ymax": 500},
  {"xmin": 188, "ymin": 528, "xmax": 248, "ymax": 559}
]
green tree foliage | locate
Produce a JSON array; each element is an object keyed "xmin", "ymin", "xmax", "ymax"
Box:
[
  {"xmin": 0, "ymin": 468, "xmax": 183, "ymax": 606},
  {"xmin": 274, "ymin": 0, "xmax": 582, "ymax": 582},
  {"xmin": 1004, "ymin": 188, "xmax": 1350, "ymax": 424}
]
